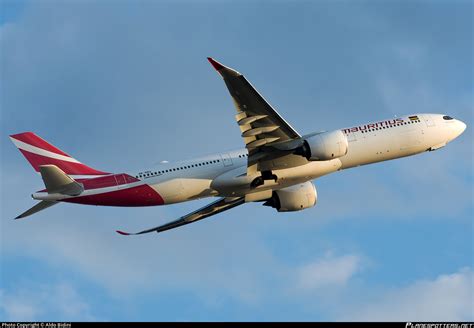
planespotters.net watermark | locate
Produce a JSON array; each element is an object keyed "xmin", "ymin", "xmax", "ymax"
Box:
[{"xmin": 406, "ymin": 323, "xmax": 474, "ymax": 328}]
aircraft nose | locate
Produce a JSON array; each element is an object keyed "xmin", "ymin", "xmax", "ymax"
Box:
[
  {"xmin": 456, "ymin": 120, "xmax": 467, "ymax": 136},
  {"xmin": 450, "ymin": 119, "xmax": 467, "ymax": 140}
]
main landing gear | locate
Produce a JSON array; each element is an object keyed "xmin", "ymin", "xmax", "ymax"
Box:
[{"xmin": 250, "ymin": 170, "xmax": 278, "ymax": 188}]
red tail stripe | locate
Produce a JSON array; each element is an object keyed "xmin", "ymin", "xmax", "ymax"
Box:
[
  {"xmin": 20, "ymin": 149, "xmax": 109, "ymax": 175},
  {"xmin": 11, "ymin": 132, "xmax": 71, "ymax": 157}
]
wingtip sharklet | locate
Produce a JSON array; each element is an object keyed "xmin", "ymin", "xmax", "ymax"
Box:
[
  {"xmin": 116, "ymin": 230, "xmax": 132, "ymax": 236},
  {"xmin": 207, "ymin": 57, "xmax": 224, "ymax": 71},
  {"xmin": 207, "ymin": 57, "xmax": 241, "ymax": 77}
]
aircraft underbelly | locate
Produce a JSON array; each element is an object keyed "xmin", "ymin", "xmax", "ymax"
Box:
[
  {"xmin": 211, "ymin": 159, "xmax": 341, "ymax": 197},
  {"xmin": 151, "ymin": 178, "xmax": 217, "ymax": 204}
]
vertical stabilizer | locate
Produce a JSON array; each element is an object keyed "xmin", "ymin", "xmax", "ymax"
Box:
[{"xmin": 10, "ymin": 132, "xmax": 109, "ymax": 177}]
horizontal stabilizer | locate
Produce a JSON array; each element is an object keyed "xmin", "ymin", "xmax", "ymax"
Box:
[
  {"xmin": 15, "ymin": 201, "xmax": 57, "ymax": 219},
  {"xmin": 40, "ymin": 165, "xmax": 84, "ymax": 195}
]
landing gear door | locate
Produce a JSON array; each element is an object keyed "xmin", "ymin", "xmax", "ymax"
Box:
[{"xmin": 220, "ymin": 153, "xmax": 233, "ymax": 167}]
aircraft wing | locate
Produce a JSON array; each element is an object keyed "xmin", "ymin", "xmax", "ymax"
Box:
[
  {"xmin": 116, "ymin": 197, "xmax": 244, "ymax": 235},
  {"xmin": 208, "ymin": 57, "xmax": 304, "ymax": 174}
]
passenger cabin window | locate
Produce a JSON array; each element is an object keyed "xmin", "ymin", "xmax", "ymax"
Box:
[{"xmin": 443, "ymin": 115, "xmax": 453, "ymax": 120}]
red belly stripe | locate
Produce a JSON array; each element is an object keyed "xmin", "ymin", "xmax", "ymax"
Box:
[{"xmin": 63, "ymin": 184, "xmax": 164, "ymax": 207}]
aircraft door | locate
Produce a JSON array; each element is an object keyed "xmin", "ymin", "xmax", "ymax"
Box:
[
  {"xmin": 114, "ymin": 174, "xmax": 127, "ymax": 189},
  {"xmin": 220, "ymin": 153, "xmax": 233, "ymax": 167}
]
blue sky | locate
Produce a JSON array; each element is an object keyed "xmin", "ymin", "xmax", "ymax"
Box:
[{"xmin": 0, "ymin": 0, "xmax": 472, "ymax": 321}]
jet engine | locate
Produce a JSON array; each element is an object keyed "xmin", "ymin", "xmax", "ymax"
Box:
[
  {"xmin": 295, "ymin": 130, "xmax": 348, "ymax": 161},
  {"xmin": 263, "ymin": 181, "xmax": 317, "ymax": 212}
]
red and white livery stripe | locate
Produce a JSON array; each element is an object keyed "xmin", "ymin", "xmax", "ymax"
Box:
[
  {"xmin": 10, "ymin": 132, "xmax": 70, "ymax": 156},
  {"xmin": 10, "ymin": 132, "xmax": 109, "ymax": 176},
  {"xmin": 11, "ymin": 138, "xmax": 81, "ymax": 163}
]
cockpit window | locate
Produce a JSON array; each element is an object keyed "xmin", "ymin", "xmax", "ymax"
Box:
[{"xmin": 443, "ymin": 115, "xmax": 453, "ymax": 120}]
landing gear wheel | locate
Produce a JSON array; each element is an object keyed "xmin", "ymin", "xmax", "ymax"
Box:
[
  {"xmin": 251, "ymin": 170, "xmax": 278, "ymax": 189},
  {"xmin": 250, "ymin": 176, "xmax": 264, "ymax": 188}
]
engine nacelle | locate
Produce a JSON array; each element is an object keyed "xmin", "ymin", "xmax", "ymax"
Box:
[
  {"xmin": 263, "ymin": 181, "xmax": 317, "ymax": 212},
  {"xmin": 295, "ymin": 130, "xmax": 348, "ymax": 161}
]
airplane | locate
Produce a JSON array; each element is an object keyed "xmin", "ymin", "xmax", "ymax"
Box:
[{"xmin": 9, "ymin": 57, "xmax": 467, "ymax": 235}]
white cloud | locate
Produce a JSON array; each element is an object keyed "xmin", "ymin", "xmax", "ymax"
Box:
[
  {"xmin": 295, "ymin": 253, "xmax": 361, "ymax": 290},
  {"xmin": 1, "ymin": 184, "xmax": 279, "ymax": 304},
  {"xmin": 0, "ymin": 289, "xmax": 39, "ymax": 321},
  {"xmin": 0, "ymin": 282, "xmax": 95, "ymax": 321},
  {"xmin": 343, "ymin": 268, "xmax": 474, "ymax": 321}
]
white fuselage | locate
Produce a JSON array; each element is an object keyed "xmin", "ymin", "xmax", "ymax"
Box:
[{"xmin": 127, "ymin": 113, "xmax": 465, "ymax": 205}]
